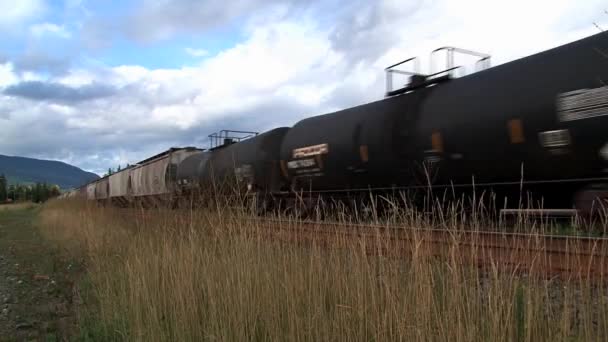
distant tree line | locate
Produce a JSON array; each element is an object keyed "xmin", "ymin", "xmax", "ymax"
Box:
[{"xmin": 0, "ymin": 174, "xmax": 60, "ymax": 203}]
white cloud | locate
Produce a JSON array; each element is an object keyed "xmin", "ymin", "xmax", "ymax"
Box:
[
  {"xmin": 331, "ymin": 0, "xmax": 607, "ymax": 75},
  {"xmin": 184, "ymin": 48, "xmax": 209, "ymax": 58},
  {"xmin": 30, "ymin": 22, "xmax": 71, "ymax": 39},
  {"xmin": 124, "ymin": 0, "xmax": 299, "ymax": 42},
  {"xmin": 0, "ymin": 63, "xmax": 18, "ymax": 87},
  {"xmin": 0, "ymin": 0, "xmax": 44, "ymax": 29}
]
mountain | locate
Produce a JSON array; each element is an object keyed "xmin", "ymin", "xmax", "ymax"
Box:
[{"xmin": 0, "ymin": 154, "xmax": 99, "ymax": 189}]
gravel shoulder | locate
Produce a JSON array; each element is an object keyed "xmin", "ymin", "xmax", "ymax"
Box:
[{"xmin": 0, "ymin": 204, "xmax": 79, "ymax": 341}]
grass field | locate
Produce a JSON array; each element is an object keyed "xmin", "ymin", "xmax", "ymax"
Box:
[
  {"xmin": 0, "ymin": 203, "xmax": 37, "ymax": 211},
  {"xmin": 0, "ymin": 203, "xmax": 79, "ymax": 341},
  {"xmin": 33, "ymin": 199, "xmax": 608, "ymax": 341}
]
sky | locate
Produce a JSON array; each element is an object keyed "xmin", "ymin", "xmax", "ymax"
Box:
[{"xmin": 0, "ymin": 0, "xmax": 606, "ymax": 175}]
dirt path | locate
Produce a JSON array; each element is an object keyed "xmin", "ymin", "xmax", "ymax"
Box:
[{"xmin": 0, "ymin": 205, "xmax": 79, "ymax": 341}]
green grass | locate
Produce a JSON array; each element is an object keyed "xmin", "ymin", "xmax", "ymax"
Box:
[{"xmin": 0, "ymin": 204, "xmax": 54, "ymax": 275}]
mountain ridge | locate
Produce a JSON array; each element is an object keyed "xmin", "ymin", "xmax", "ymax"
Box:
[{"xmin": 0, "ymin": 154, "xmax": 100, "ymax": 189}]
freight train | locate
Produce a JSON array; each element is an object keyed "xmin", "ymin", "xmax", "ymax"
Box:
[{"xmin": 62, "ymin": 32, "xmax": 608, "ymax": 214}]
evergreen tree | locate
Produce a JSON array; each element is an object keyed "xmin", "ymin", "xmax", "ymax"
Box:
[
  {"xmin": 50, "ymin": 185, "xmax": 61, "ymax": 198},
  {"xmin": 23, "ymin": 185, "xmax": 31, "ymax": 201},
  {"xmin": 0, "ymin": 174, "xmax": 7, "ymax": 202},
  {"xmin": 33, "ymin": 183, "xmax": 41, "ymax": 203},
  {"xmin": 3, "ymin": 181, "xmax": 60, "ymax": 203},
  {"xmin": 41, "ymin": 182, "xmax": 49, "ymax": 202},
  {"xmin": 7, "ymin": 184, "xmax": 16, "ymax": 201}
]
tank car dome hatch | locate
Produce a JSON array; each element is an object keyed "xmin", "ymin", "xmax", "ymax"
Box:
[
  {"xmin": 207, "ymin": 130, "xmax": 259, "ymax": 150},
  {"xmin": 385, "ymin": 46, "xmax": 491, "ymax": 97}
]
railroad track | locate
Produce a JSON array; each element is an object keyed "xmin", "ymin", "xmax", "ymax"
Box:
[
  {"xmin": 91, "ymin": 206, "xmax": 608, "ymax": 279},
  {"xmin": 247, "ymin": 218, "xmax": 608, "ymax": 280}
]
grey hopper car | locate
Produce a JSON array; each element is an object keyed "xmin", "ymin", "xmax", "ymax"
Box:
[
  {"xmin": 109, "ymin": 168, "xmax": 131, "ymax": 198},
  {"xmin": 95, "ymin": 177, "xmax": 110, "ymax": 200},
  {"xmin": 86, "ymin": 183, "xmax": 96, "ymax": 200},
  {"xmin": 129, "ymin": 147, "xmax": 202, "ymax": 198}
]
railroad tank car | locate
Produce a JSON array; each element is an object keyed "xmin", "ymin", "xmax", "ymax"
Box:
[
  {"xmin": 280, "ymin": 31, "xmax": 608, "ymax": 208},
  {"xmin": 279, "ymin": 94, "xmax": 420, "ymax": 192},
  {"xmin": 203, "ymin": 127, "xmax": 290, "ymax": 194},
  {"xmin": 176, "ymin": 151, "xmax": 210, "ymax": 190},
  {"xmin": 414, "ymin": 32, "xmax": 608, "ymax": 204}
]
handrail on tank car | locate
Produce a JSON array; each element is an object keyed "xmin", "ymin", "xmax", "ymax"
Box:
[
  {"xmin": 385, "ymin": 66, "xmax": 461, "ymax": 97},
  {"xmin": 208, "ymin": 130, "xmax": 259, "ymax": 148},
  {"xmin": 430, "ymin": 46, "xmax": 491, "ymax": 76},
  {"xmin": 384, "ymin": 56, "xmax": 423, "ymax": 94}
]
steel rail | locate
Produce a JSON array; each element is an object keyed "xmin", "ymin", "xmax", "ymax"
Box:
[
  {"xmin": 247, "ymin": 217, "xmax": 608, "ymax": 242},
  {"xmin": 270, "ymin": 176, "xmax": 608, "ymax": 194},
  {"xmin": 247, "ymin": 217, "xmax": 608, "ymax": 279}
]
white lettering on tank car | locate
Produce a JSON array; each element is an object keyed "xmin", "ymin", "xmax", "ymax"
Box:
[
  {"xmin": 295, "ymin": 168, "xmax": 321, "ymax": 175},
  {"xmin": 538, "ymin": 129, "xmax": 571, "ymax": 148},
  {"xmin": 558, "ymin": 86, "xmax": 608, "ymax": 122},
  {"xmin": 234, "ymin": 165, "xmax": 253, "ymax": 182},
  {"xmin": 292, "ymin": 143, "xmax": 329, "ymax": 158},
  {"xmin": 287, "ymin": 158, "xmax": 317, "ymax": 169}
]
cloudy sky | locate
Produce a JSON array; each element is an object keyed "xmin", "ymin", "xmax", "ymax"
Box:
[{"xmin": 0, "ymin": 0, "xmax": 606, "ymax": 175}]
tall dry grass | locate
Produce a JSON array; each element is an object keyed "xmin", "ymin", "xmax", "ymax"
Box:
[{"xmin": 38, "ymin": 197, "xmax": 608, "ymax": 341}]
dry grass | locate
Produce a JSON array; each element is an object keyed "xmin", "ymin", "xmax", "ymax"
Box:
[
  {"xmin": 37, "ymin": 198, "xmax": 608, "ymax": 341},
  {"xmin": 0, "ymin": 202, "xmax": 37, "ymax": 211}
]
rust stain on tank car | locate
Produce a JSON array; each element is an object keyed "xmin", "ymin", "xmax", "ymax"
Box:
[
  {"xmin": 280, "ymin": 160, "xmax": 289, "ymax": 178},
  {"xmin": 359, "ymin": 145, "xmax": 369, "ymax": 163},
  {"xmin": 431, "ymin": 131, "xmax": 444, "ymax": 153},
  {"xmin": 508, "ymin": 119, "xmax": 525, "ymax": 144}
]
